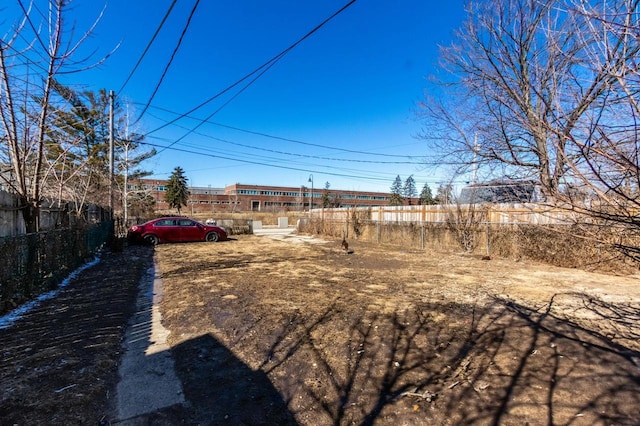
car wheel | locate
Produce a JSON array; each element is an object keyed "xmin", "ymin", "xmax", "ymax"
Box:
[
  {"xmin": 144, "ymin": 234, "xmax": 159, "ymax": 246},
  {"xmin": 205, "ymin": 231, "xmax": 219, "ymax": 242}
]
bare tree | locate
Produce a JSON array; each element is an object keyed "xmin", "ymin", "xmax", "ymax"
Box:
[
  {"xmin": 418, "ymin": 0, "xmax": 640, "ymax": 258},
  {"xmin": 446, "ymin": 201, "xmax": 488, "ymax": 253},
  {"xmin": 435, "ymin": 182, "xmax": 453, "ymax": 205},
  {"xmin": 0, "ymin": 1, "xmax": 108, "ymax": 232},
  {"xmin": 560, "ymin": 0, "xmax": 640, "ymax": 259}
]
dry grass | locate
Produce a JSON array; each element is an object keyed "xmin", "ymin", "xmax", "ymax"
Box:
[{"xmin": 155, "ymin": 234, "xmax": 640, "ymax": 424}]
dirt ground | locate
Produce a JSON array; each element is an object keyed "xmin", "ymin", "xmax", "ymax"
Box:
[
  {"xmin": 157, "ymin": 233, "xmax": 640, "ymax": 425},
  {"xmin": 0, "ymin": 246, "xmax": 150, "ymax": 425},
  {"xmin": 0, "ymin": 232, "xmax": 639, "ymax": 425}
]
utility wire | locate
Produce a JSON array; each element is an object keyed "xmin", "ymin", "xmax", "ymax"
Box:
[
  {"xmin": 155, "ymin": 54, "xmax": 286, "ymax": 154},
  {"xmin": 144, "ymin": 0, "xmax": 358, "ymax": 138},
  {"xmin": 117, "ymin": 0, "xmax": 178, "ymax": 95},
  {"xmin": 146, "ymin": 132, "xmax": 444, "ymax": 183},
  {"xmin": 143, "ymin": 139, "xmax": 462, "ymax": 186},
  {"xmin": 182, "ymin": 135, "xmax": 422, "ymax": 164},
  {"xmin": 145, "ymin": 113, "xmax": 424, "ymax": 164},
  {"xmin": 141, "ymin": 140, "xmax": 396, "ymax": 182},
  {"xmin": 133, "ymin": 0, "xmax": 200, "ymax": 126},
  {"xmin": 144, "ymin": 104, "xmax": 421, "ymax": 159}
]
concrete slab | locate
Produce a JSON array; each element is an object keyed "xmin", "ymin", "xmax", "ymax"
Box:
[
  {"xmin": 253, "ymin": 226, "xmax": 296, "ymax": 236},
  {"xmin": 114, "ymin": 265, "xmax": 185, "ymax": 424},
  {"xmin": 253, "ymin": 227, "xmax": 328, "ymax": 245}
]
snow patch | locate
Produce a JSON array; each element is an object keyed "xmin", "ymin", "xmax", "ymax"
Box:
[{"xmin": 0, "ymin": 256, "xmax": 101, "ymax": 330}]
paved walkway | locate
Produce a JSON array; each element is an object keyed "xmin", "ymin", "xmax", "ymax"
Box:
[{"xmin": 112, "ymin": 264, "xmax": 185, "ymax": 424}]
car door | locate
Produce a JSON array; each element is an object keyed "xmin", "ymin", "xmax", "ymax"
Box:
[
  {"xmin": 153, "ymin": 218, "xmax": 180, "ymax": 242},
  {"xmin": 177, "ymin": 219, "xmax": 201, "ymax": 242}
]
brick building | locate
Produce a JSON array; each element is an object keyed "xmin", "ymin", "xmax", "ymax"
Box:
[{"xmin": 131, "ymin": 180, "xmax": 397, "ymax": 213}]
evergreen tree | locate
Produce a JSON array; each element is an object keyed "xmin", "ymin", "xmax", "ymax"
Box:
[
  {"xmin": 48, "ymin": 82, "xmax": 155, "ymax": 215},
  {"xmin": 47, "ymin": 84, "xmax": 115, "ymax": 207},
  {"xmin": 165, "ymin": 167, "xmax": 190, "ymax": 214},
  {"xmin": 390, "ymin": 175, "xmax": 404, "ymax": 206},
  {"xmin": 403, "ymin": 175, "xmax": 417, "ymax": 205},
  {"xmin": 419, "ymin": 182, "xmax": 436, "ymax": 205}
]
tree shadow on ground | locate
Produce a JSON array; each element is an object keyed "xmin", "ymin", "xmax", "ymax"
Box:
[{"xmin": 222, "ymin": 293, "xmax": 640, "ymax": 425}]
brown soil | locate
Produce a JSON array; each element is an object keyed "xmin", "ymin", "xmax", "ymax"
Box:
[
  {"xmin": 0, "ymin": 246, "xmax": 151, "ymax": 425},
  {"xmin": 0, "ymin": 233, "xmax": 639, "ymax": 425},
  {"xmin": 158, "ymin": 233, "xmax": 640, "ymax": 425}
]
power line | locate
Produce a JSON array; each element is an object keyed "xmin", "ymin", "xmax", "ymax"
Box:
[
  {"xmin": 155, "ymin": 51, "xmax": 283, "ymax": 154},
  {"xmin": 117, "ymin": 0, "xmax": 178, "ymax": 96},
  {"xmin": 143, "ymin": 136, "xmax": 459, "ymax": 187},
  {"xmin": 141, "ymin": 140, "xmax": 396, "ymax": 182},
  {"xmin": 144, "ymin": 104, "xmax": 421, "ymax": 159},
  {"xmin": 144, "ymin": 113, "xmax": 424, "ymax": 165},
  {"xmin": 185, "ymin": 135, "xmax": 423, "ymax": 164},
  {"xmin": 144, "ymin": 0, "xmax": 358, "ymax": 139},
  {"xmin": 133, "ymin": 0, "xmax": 201, "ymax": 125},
  {"xmin": 147, "ymin": 135, "xmax": 399, "ymax": 179}
]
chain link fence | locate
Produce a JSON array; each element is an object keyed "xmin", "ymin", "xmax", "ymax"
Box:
[{"xmin": 0, "ymin": 221, "xmax": 113, "ymax": 315}]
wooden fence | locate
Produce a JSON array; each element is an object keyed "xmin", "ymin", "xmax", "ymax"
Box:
[
  {"xmin": 310, "ymin": 203, "xmax": 584, "ymax": 225},
  {"xmin": 301, "ymin": 203, "xmax": 638, "ymax": 273},
  {"xmin": 0, "ymin": 190, "xmax": 110, "ymax": 238}
]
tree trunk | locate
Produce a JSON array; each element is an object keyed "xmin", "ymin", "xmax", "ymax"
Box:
[{"xmin": 20, "ymin": 196, "xmax": 40, "ymax": 234}]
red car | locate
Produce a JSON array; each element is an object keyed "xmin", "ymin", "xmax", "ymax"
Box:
[{"xmin": 127, "ymin": 217, "xmax": 227, "ymax": 245}]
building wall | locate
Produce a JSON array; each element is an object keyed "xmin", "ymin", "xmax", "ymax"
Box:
[{"xmin": 132, "ymin": 179, "xmax": 405, "ymax": 214}]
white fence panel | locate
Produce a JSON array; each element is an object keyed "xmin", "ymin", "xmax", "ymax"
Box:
[{"xmin": 312, "ymin": 203, "xmax": 586, "ymax": 226}]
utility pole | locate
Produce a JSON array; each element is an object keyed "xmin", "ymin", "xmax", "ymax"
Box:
[
  {"xmin": 122, "ymin": 104, "xmax": 130, "ymax": 227},
  {"xmin": 123, "ymin": 142, "xmax": 129, "ymax": 225},
  {"xmin": 108, "ymin": 90, "xmax": 115, "ymax": 220}
]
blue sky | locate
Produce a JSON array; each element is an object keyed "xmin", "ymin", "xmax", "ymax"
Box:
[{"xmin": 4, "ymin": 0, "xmax": 467, "ymax": 193}]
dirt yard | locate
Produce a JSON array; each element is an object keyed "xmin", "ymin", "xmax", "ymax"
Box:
[
  {"xmin": 0, "ymin": 246, "xmax": 149, "ymax": 425},
  {"xmin": 0, "ymin": 231, "xmax": 638, "ymax": 425},
  {"xmin": 156, "ymin": 232, "xmax": 640, "ymax": 425}
]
